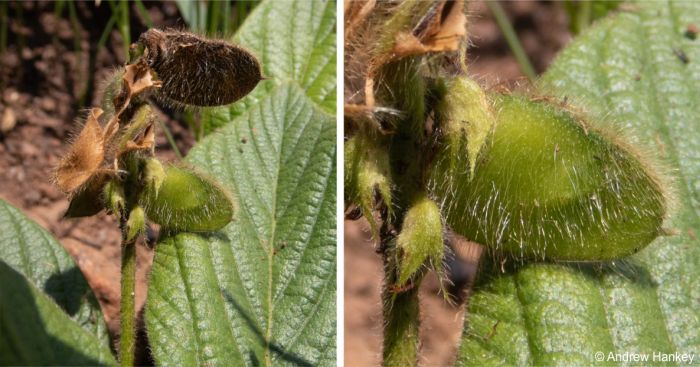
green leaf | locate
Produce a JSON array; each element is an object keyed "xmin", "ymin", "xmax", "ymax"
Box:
[
  {"xmin": 0, "ymin": 262, "xmax": 116, "ymax": 365},
  {"xmin": 457, "ymin": 2, "xmax": 700, "ymax": 365},
  {"xmin": 0, "ymin": 199, "xmax": 109, "ymax": 342},
  {"xmin": 200, "ymin": 0, "xmax": 336, "ymax": 135},
  {"xmin": 146, "ymin": 83, "xmax": 336, "ymax": 366},
  {"xmin": 175, "ymin": 0, "xmax": 208, "ymax": 33}
]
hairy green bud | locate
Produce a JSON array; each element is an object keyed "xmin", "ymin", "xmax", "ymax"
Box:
[
  {"xmin": 436, "ymin": 76, "xmax": 495, "ymax": 177},
  {"xmin": 141, "ymin": 165, "xmax": 234, "ymax": 232},
  {"xmin": 142, "ymin": 158, "xmax": 166, "ymax": 195},
  {"xmin": 431, "ymin": 94, "xmax": 667, "ymax": 261},
  {"xmin": 125, "ymin": 206, "xmax": 146, "ymax": 242},
  {"xmin": 395, "ymin": 194, "xmax": 444, "ymax": 286},
  {"xmin": 103, "ymin": 179, "xmax": 126, "ymax": 215},
  {"xmin": 345, "ymin": 134, "xmax": 392, "ymax": 236}
]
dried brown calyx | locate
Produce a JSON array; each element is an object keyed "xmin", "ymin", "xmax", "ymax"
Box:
[
  {"xmin": 138, "ymin": 28, "xmax": 264, "ymax": 107},
  {"xmin": 54, "ymin": 60, "xmax": 160, "ymax": 200}
]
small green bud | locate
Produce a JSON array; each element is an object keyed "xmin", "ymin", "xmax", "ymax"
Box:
[
  {"xmin": 140, "ymin": 165, "xmax": 234, "ymax": 232},
  {"xmin": 345, "ymin": 134, "xmax": 392, "ymax": 237},
  {"xmin": 436, "ymin": 76, "xmax": 495, "ymax": 177},
  {"xmin": 125, "ymin": 206, "xmax": 146, "ymax": 242},
  {"xmin": 100, "ymin": 68, "xmax": 125, "ymax": 118},
  {"xmin": 103, "ymin": 179, "xmax": 126, "ymax": 215},
  {"xmin": 142, "ymin": 158, "xmax": 166, "ymax": 195},
  {"xmin": 395, "ymin": 194, "xmax": 444, "ymax": 286},
  {"xmin": 431, "ymin": 94, "xmax": 667, "ymax": 261}
]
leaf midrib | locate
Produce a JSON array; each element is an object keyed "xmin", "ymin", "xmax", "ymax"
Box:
[{"xmin": 262, "ymin": 83, "xmax": 332, "ymax": 366}]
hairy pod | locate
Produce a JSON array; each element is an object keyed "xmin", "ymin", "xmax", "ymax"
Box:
[
  {"xmin": 138, "ymin": 29, "xmax": 263, "ymax": 107},
  {"xmin": 395, "ymin": 194, "xmax": 444, "ymax": 286},
  {"xmin": 430, "ymin": 94, "xmax": 667, "ymax": 261},
  {"xmin": 140, "ymin": 164, "xmax": 234, "ymax": 232}
]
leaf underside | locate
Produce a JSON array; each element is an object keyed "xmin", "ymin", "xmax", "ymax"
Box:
[
  {"xmin": 457, "ymin": 2, "xmax": 700, "ymax": 366},
  {"xmin": 145, "ymin": 1, "xmax": 337, "ymax": 366},
  {"xmin": 0, "ymin": 199, "xmax": 114, "ymax": 365}
]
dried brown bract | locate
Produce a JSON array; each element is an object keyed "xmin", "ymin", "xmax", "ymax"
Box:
[
  {"xmin": 54, "ymin": 108, "xmax": 111, "ymax": 194},
  {"xmin": 138, "ymin": 29, "xmax": 263, "ymax": 107},
  {"xmin": 54, "ymin": 61, "xmax": 160, "ymax": 197}
]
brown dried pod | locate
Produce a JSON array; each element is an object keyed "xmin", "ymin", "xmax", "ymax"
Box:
[{"xmin": 138, "ymin": 29, "xmax": 263, "ymax": 107}]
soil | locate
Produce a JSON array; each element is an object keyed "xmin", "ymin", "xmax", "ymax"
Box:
[
  {"xmin": 0, "ymin": 1, "xmax": 195, "ymax": 363},
  {"xmin": 343, "ymin": 1, "xmax": 572, "ymax": 366}
]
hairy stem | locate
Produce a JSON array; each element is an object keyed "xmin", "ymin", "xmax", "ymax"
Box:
[
  {"xmin": 119, "ymin": 232, "xmax": 137, "ymax": 366},
  {"xmin": 382, "ymin": 267, "xmax": 421, "ymax": 367},
  {"xmin": 376, "ymin": 57, "xmax": 430, "ymax": 367}
]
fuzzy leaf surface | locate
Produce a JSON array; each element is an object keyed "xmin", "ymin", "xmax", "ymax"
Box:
[
  {"xmin": 146, "ymin": 83, "xmax": 336, "ymax": 366},
  {"xmin": 457, "ymin": 2, "xmax": 700, "ymax": 365},
  {"xmin": 0, "ymin": 262, "xmax": 116, "ymax": 365},
  {"xmin": 200, "ymin": 0, "xmax": 336, "ymax": 135},
  {"xmin": 0, "ymin": 199, "xmax": 112, "ymax": 364}
]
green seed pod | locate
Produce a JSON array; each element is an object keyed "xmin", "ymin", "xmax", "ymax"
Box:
[
  {"xmin": 140, "ymin": 164, "xmax": 234, "ymax": 232},
  {"xmin": 430, "ymin": 94, "xmax": 667, "ymax": 261},
  {"xmin": 125, "ymin": 206, "xmax": 146, "ymax": 242},
  {"xmin": 138, "ymin": 29, "xmax": 263, "ymax": 107},
  {"xmin": 395, "ymin": 194, "xmax": 444, "ymax": 286},
  {"xmin": 103, "ymin": 179, "xmax": 125, "ymax": 215}
]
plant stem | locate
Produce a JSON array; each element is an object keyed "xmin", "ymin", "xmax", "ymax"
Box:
[
  {"xmin": 119, "ymin": 234, "xmax": 137, "ymax": 367},
  {"xmin": 221, "ymin": 0, "xmax": 231, "ymax": 34},
  {"xmin": 157, "ymin": 119, "xmax": 183, "ymax": 159},
  {"xmin": 382, "ymin": 284, "xmax": 420, "ymax": 367},
  {"xmin": 119, "ymin": 0, "xmax": 130, "ymax": 60},
  {"xmin": 486, "ymin": 0, "xmax": 537, "ymax": 81},
  {"xmin": 576, "ymin": 0, "xmax": 592, "ymax": 34},
  {"xmin": 133, "ymin": 0, "xmax": 153, "ymax": 28}
]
